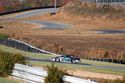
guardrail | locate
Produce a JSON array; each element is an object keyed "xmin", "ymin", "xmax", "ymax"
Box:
[
  {"xmin": 12, "ymin": 63, "xmax": 97, "ymax": 83},
  {"xmin": 85, "ymin": 58, "xmax": 125, "ymax": 64},
  {"xmin": 0, "ymin": 38, "xmax": 60, "ymax": 56}
]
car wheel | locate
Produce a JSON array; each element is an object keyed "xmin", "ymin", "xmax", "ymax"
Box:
[
  {"xmin": 55, "ymin": 58, "xmax": 60, "ymax": 62},
  {"xmin": 72, "ymin": 60, "xmax": 76, "ymax": 63},
  {"xmin": 52, "ymin": 58, "xmax": 55, "ymax": 61}
]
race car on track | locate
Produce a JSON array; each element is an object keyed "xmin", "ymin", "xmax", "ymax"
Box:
[{"xmin": 51, "ymin": 55, "xmax": 81, "ymax": 63}]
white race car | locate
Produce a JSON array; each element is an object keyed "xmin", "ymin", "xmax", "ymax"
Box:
[{"xmin": 51, "ymin": 55, "xmax": 81, "ymax": 63}]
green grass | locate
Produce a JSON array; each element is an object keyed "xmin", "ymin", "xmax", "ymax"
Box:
[
  {"xmin": 81, "ymin": 59, "xmax": 125, "ymax": 67},
  {"xmin": 0, "ymin": 44, "xmax": 125, "ymax": 75},
  {"xmin": 0, "ymin": 77, "xmax": 17, "ymax": 83},
  {"xmin": 0, "ymin": 44, "xmax": 54, "ymax": 59}
]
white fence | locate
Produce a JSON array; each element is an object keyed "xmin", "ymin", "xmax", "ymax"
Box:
[{"xmin": 12, "ymin": 63, "xmax": 97, "ymax": 83}]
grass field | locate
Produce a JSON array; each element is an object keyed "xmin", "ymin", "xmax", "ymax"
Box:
[
  {"xmin": 0, "ymin": 21, "xmax": 38, "ymax": 30},
  {"xmin": 0, "ymin": 44, "xmax": 54, "ymax": 59},
  {"xmin": 0, "ymin": 77, "xmax": 17, "ymax": 83},
  {"xmin": 0, "ymin": 44, "xmax": 125, "ymax": 76}
]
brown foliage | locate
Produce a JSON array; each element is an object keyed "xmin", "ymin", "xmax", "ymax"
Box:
[
  {"xmin": 0, "ymin": 29, "xmax": 124, "ymax": 61},
  {"xmin": 62, "ymin": 0, "xmax": 125, "ymax": 19}
]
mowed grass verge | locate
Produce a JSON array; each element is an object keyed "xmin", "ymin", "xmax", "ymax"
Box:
[
  {"xmin": 0, "ymin": 44, "xmax": 125, "ymax": 75},
  {"xmin": 0, "ymin": 77, "xmax": 17, "ymax": 83},
  {"xmin": 0, "ymin": 44, "xmax": 54, "ymax": 59}
]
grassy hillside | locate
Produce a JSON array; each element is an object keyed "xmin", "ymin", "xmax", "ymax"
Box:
[
  {"xmin": 62, "ymin": 0, "xmax": 125, "ymax": 19},
  {"xmin": 0, "ymin": 44, "xmax": 54, "ymax": 59},
  {"xmin": 0, "ymin": 20, "xmax": 125, "ymax": 64}
]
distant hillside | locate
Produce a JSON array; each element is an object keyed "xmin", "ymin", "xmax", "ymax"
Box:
[
  {"xmin": 0, "ymin": 0, "xmax": 72, "ymax": 14},
  {"xmin": 62, "ymin": 0, "xmax": 125, "ymax": 19}
]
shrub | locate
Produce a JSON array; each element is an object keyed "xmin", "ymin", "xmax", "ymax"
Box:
[
  {"xmin": 0, "ymin": 50, "xmax": 26, "ymax": 77},
  {"xmin": 103, "ymin": 51, "xmax": 109, "ymax": 58},
  {"xmin": 122, "ymin": 54, "xmax": 125, "ymax": 63},
  {"xmin": 45, "ymin": 64, "xmax": 67, "ymax": 83},
  {"xmin": 0, "ymin": 33, "xmax": 9, "ymax": 39}
]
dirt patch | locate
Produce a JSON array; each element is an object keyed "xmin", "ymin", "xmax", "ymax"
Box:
[{"xmin": 68, "ymin": 69, "xmax": 123, "ymax": 80}]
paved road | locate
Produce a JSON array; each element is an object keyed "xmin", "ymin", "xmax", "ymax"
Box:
[
  {"xmin": 14, "ymin": 8, "xmax": 57, "ymax": 19},
  {"xmin": 23, "ymin": 20, "xmax": 72, "ymax": 29},
  {"xmin": 1, "ymin": 8, "xmax": 72, "ymax": 29},
  {"xmin": 26, "ymin": 57, "xmax": 125, "ymax": 71},
  {"xmin": 95, "ymin": 29, "xmax": 125, "ymax": 34},
  {"xmin": 0, "ymin": 8, "xmax": 54, "ymax": 21}
]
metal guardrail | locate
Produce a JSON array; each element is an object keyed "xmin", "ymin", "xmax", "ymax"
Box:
[
  {"xmin": 0, "ymin": 38, "xmax": 61, "ymax": 56},
  {"xmin": 12, "ymin": 63, "xmax": 97, "ymax": 83}
]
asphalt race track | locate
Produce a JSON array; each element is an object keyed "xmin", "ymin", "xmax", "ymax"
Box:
[{"xmin": 26, "ymin": 57, "xmax": 125, "ymax": 71}]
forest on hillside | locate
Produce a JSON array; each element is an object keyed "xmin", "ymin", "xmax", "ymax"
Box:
[{"xmin": 0, "ymin": 0, "xmax": 72, "ymax": 14}]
